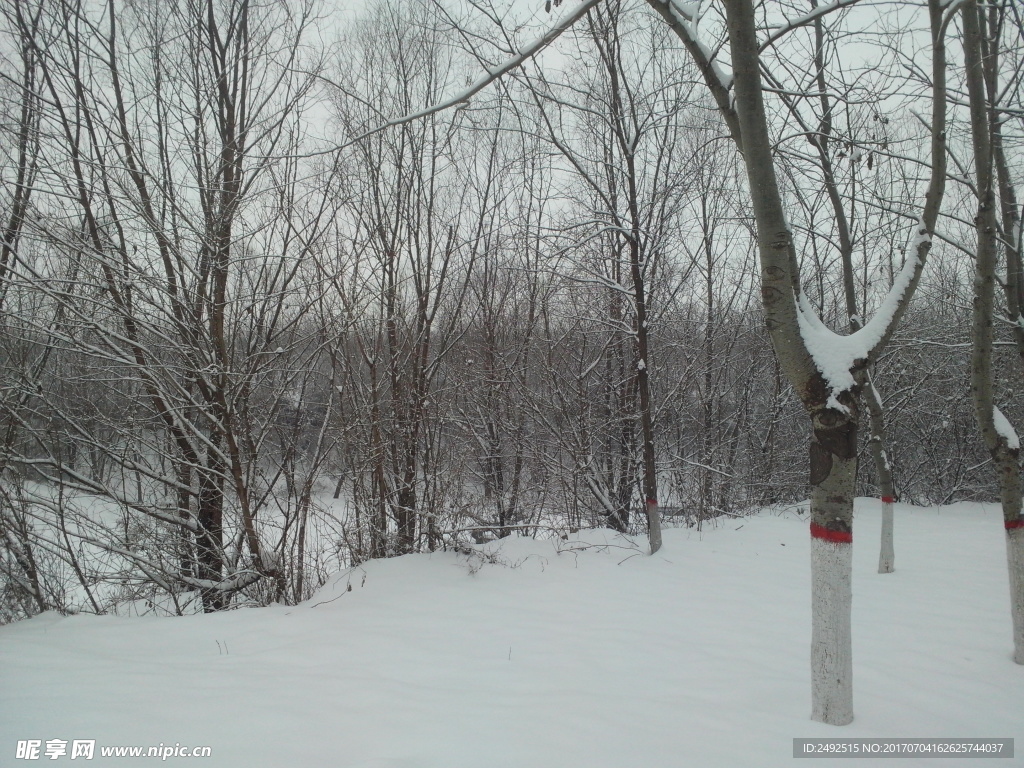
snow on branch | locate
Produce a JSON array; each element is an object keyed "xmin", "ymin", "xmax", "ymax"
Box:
[
  {"xmin": 652, "ymin": 0, "xmax": 733, "ymax": 90},
  {"xmin": 796, "ymin": 221, "xmax": 929, "ymax": 407},
  {"xmin": 645, "ymin": 0, "xmax": 741, "ymax": 145},
  {"xmin": 332, "ymin": 0, "xmax": 601, "ymax": 152},
  {"xmin": 993, "ymin": 407, "xmax": 1020, "ymax": 451},
  {"xmin": 758, "ymin": 0, "xmax": 863, "ymax": 53},
  {"xmin": 668, "ymin": 0, "xmax": 732, "ymax": 88}
]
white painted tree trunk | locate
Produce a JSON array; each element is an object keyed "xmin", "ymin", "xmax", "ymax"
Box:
[
  {"xmin": 811, "ymin": 529, "xmax": 854, "ymax": 725},
  {"xmin": 866, "ymin": 381, "xmax": 896, "ymax": 574},
  {"xmin": 878, "ymin": 499, "xmax": 895, "ymax": 574},
  {"xmin": 1007, "ymin": 525, "xmax": 1024, "ymax": 664},
  {"xmin": 647, "ymin": 498, "xmax": 662, "ymax": 555}
]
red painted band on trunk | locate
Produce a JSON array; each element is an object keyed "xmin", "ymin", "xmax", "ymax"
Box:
[
  {"xmin": 1006, "ymin": 519, "xmax": 1024, "ymax": 531},
  {"xmin": 881, "ymin": 496, "xmax": 895, "ymax": 504},
  {"xmin": 810, "ymin": 522, "xmax": 852, "ymax": 544},
  {"xmin": 645, "ymin": 498, "xmax": 657, "ymax": 506}
]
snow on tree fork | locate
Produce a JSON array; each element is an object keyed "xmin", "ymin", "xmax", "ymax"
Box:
[{"xmin": 810, "ymin": 522, "xmax": 853, "ymax": 726}]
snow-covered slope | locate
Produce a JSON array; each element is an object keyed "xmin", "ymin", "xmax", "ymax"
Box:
[{"xmin": 2, "ymin": 500, "xmax": 1020, "ymax": 767}]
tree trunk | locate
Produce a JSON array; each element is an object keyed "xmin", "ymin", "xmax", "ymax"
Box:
[
  {"xmin": 722, "ymin": 0, "xmax": 856, "ymax": 723},
  {"xmin": 809, "ymin": 401, "xmax": 858, "ymax": 725},
  {"xmin": 634, "ymin": 261, "xmax": 661, "ymax": 554},
  {"xmin": 863, "ymin": 378, "xmax": 896, "ymax": 573},
  {"xmin": 196, "ymin": 445, "xmax": 226, "ymax": 613},
  {"xmin": 962, "ymin": 0, "xmax": 1024, "ymax": 663}
]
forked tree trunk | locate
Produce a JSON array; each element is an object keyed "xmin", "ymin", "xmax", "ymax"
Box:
[
  {"xmin": 707, "ymin": 0, "xmax": 948, "ymax": 725},
  {"xmin": 723, "ymin": 0, "xmax": 857, "ymax": 723},
  {"xmin": 962, "ymin": 0, "xmax": 1024, "ymax": 664},
  {"xmin": 808, "ymin": 10, "xmax": 898, "ymax": 575}
]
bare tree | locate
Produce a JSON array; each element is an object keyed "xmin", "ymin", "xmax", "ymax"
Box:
[
  {"xmin": 338, "ymin": 0, "xmax": 957, "ymax": 722},
  {"xmin": 962, "ymin": 0, "xmax": 1024, "ymax": 664},
  {"xmin": 520, "ymin": 0, "xmax": 705, "ymax": 550},
  {"xmin": 0, "ymin": 0, "xmax": 332, "ymax": 613},
  {"xmin": 652, "ymin": 0, "xmax": 950, "ymax": 724},
  {"xmin": 327, "ymin": 0, "xmax": 507, "ymax": 556}
]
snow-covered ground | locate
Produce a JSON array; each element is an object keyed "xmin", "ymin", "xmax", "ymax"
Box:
[{"xmin": 2, "ymin": 499, "xmax": 1021, "ymax": 767}]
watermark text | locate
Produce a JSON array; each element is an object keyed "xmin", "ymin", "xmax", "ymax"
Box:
[{"xmin": 16, "ymin": 740, "xmax": 212, "ymax": 760}]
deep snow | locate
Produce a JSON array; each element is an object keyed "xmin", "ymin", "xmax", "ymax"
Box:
[{"xmin": 2, "ymin": 499, "xmax": 1021, "ymax": 767}]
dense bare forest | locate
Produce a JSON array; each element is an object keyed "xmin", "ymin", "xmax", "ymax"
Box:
[{"xmin": 1, "ymin": 0, "xmax": 1021, "ymax": 718}]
